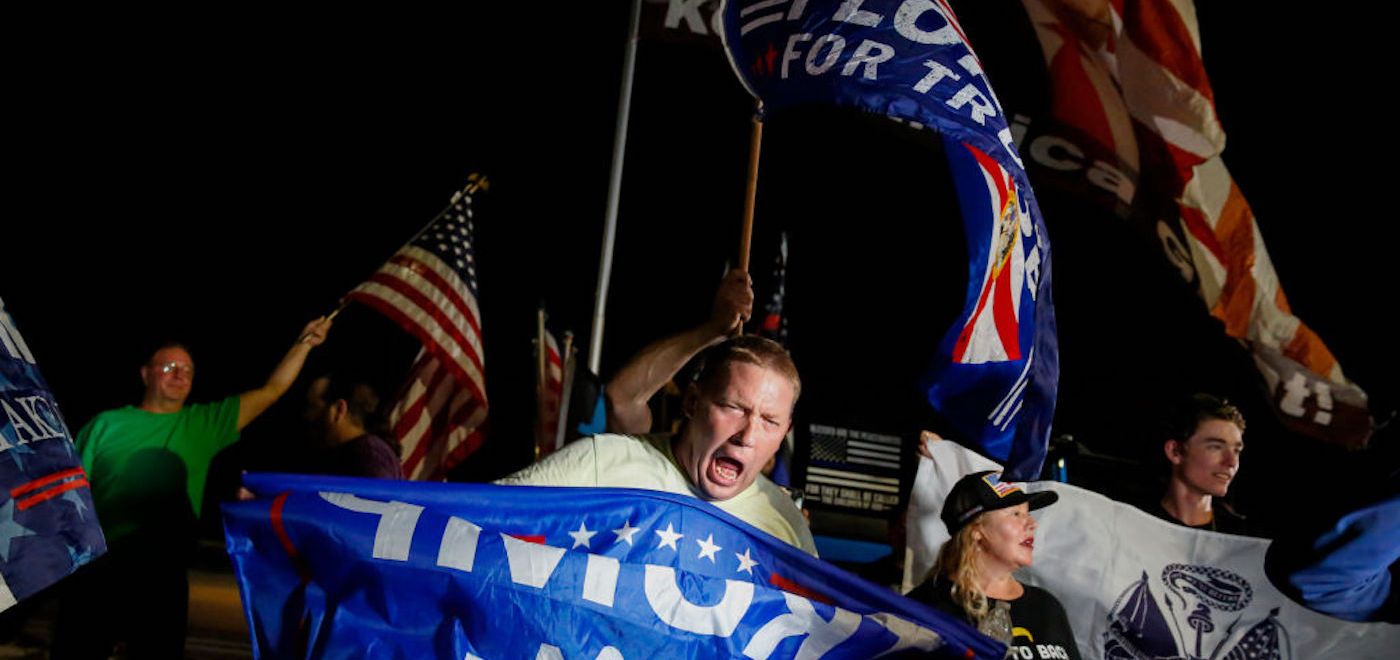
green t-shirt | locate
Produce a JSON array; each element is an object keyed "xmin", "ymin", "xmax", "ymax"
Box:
[
  {"xmin": 76, "ymin": 396, "xmax": 241, "ymax": 544},
  {"xmin": 497, "ymin": 433, "xmax": 818, "ymax": 556}
]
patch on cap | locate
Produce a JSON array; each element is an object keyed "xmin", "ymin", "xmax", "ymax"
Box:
[{"xmin": 982, "ymin": 473, "xmax": 1022, "ymax": 498}]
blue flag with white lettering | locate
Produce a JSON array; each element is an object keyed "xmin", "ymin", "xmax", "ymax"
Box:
[
  {"xmin": 0, "ymin": 298, "xmax": 106, "ymax": 612},
  {"xmin": 224, "ymin": 473, "xmax": 1004, "ymax": 658},
  {"xmin": 719, "ymin": 0, "xmax": 1058, "ymax": 479}
]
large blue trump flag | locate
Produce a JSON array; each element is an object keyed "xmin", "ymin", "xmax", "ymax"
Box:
[
  {"xmin": 225, "ymin": 473, "xmax": 1004, "ymax": 658},
  {"xmin": 719, "ymin": 0, "xmax": 1058, "ymax": 479},
  {"xmin": 0, "ymin": 298, "xmax": 106, "ymax": 611}
]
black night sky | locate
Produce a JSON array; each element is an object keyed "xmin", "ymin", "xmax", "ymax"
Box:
[{"xmin": 5, "ymin": 3, "xmax": 1396, "ymax": 537}]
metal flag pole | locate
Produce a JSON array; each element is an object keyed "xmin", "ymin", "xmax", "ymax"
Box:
[{"xmin": 587, "ymin": 0, "xmax": 644, "ymax": 376}]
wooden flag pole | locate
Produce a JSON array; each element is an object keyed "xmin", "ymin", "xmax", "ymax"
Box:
[
  {"xmin": 299, "ymin": 306, "xmax": 344, "ymax": 344},
  {"xmin": 738, "ymin": 110, "xmax": 764, "ymax": 274}
]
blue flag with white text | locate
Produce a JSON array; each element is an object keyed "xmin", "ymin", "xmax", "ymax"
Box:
[
  {"xmin": 0, "ymin": 298, "xmax": 106, "ymax": 612},
  {"xmin": 719, "ymin": 0, "xmax": 1058, "ymax": 479},
  {"xmin": 224, "ymin": 473, "xmax": 1004, "ymax": 658}
]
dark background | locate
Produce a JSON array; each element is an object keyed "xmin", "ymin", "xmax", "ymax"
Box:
[{"xmin": 5, "ymin": 3, "xmax": 1396, "ymax": 537}]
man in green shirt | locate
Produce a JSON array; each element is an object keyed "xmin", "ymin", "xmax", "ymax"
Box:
[{"xmin": 53, "ymin": 316, "xmax": 332, "ymax": 660}]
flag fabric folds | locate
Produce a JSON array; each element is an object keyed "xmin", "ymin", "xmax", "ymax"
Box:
[
  {"xmin": 534, "ymin": 325, "xmax": 563, "ymax": 458},
  {"xmin": 0, "ymin": 298, "xmax": 105, "ymax": 612},
  {"xmin": 719, "ymin": 0, "xmax": 1059, "ymax": 479},
  {"xmin": 224, "ymin": 472, "xmax": 1005, "ymax": 659},
  {"xmin": 905, "ymin": 439, "xmax": 1400, "ymax": 659},
  {"xmin": 755, "ymin": 230, "xmax": 789, "ymax": 345},
  {"xmin": 1019, "ymin": 0, "xmax": 1371, "ymax": 448},
  {"xmin": 347, "ymin": 181, "xmax": 489, "ymax": 480}
]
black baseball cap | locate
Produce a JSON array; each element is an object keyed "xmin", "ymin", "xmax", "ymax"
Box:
[{"xmin": 940, "ymin": 470, "xmax": 1058, "ymax": 534}]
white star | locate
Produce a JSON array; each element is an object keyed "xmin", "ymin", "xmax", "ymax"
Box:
[
  {"xmin": 696, "ymin": 534, "xmax": 721, "ymax": 562},
  {"xmin": 0, "ymin": 500, "xmax": 36, "ymax": 562},
  {"xmin": 455, "ymin": 259, "xmax": 466, "ymax": 269},
  {"xmin": 438, "ymin": 242, "xmax": 449, "ymax": 252},
  {"xmin": 655, "ymin": 523, "xmax": 683, "ymax": 551},
  {"xmin": 567, "ymin": 520, "xmax": 597, "ymax": 549},
  {"xmin": 612, "ymin": 520, "xmax": 640, "ymax": 546},
  {"xmin": 735, "ymin": 548, "xmax": 759, "ymax": 575}
]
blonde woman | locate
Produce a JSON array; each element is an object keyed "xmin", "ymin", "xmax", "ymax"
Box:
[{"xmin": 908, "ymin": 471, "xmax": 1081, "ymax": 659}]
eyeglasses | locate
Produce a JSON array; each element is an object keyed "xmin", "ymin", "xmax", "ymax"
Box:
[{"xmin": 155, "ymin": 361, "xmax": 194, "ymax": 377}]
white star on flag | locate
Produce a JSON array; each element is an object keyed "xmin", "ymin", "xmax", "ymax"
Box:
[
  {"xmin": 655, "ymin": 523, "xmax": 683, "ymax": 551},
  {"xmin": 735, "ymin": 548, "xmax": 759, "ymax": 575},
  {"xmin": 567, "ymin": 521, "xmax": 596, "ymax": 549},
  {"xmin": 612, "ymin": 520, "xmax": 640, "ymax": 546},
  {"xmin": 696, "ymin": 534, "xmax": 721, "ymax": 562}
]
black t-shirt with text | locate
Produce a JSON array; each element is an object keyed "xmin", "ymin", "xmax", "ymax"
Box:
[{"xmin": 908, "ymin": 578, "xmax": 1082, "ymax": 660}]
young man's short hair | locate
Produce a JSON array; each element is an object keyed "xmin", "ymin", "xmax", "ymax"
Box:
[{"xmin": 1161, "ymin": 393, "xmax": 1246, "ymax": 444}]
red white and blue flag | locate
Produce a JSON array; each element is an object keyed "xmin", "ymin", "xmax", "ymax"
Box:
[
  {"xmin": 0, "ymin": 298, "xmax": 105, "ymax": 612},
  {"xmin": 1016, "ymin": 0, "xmax": 1371, "ymax": 448},
  {"xmin": 224, "ymin": 472, "xmax": 1006, "ymax": 658},
  {"xmin": 534, "ymin": 325, "xmax": 563, "ymax": 458},
  {"xmin": 346, "ymin": 179, "xmax": 489, "ymax": 480},
  {"xmin": 720, "ymin": 0, "xmax": 1059, "ymax": 478}
]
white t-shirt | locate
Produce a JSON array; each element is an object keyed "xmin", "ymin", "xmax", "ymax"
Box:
[{"xmin": 498, "ymin": 433, "xmax": 817, "ymax": 556}]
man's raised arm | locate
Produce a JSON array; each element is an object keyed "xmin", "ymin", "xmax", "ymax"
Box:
[
  {"xmin": 605, "ymin": 269, "xmax": 752, "ymax": 434},
  {"xmin": 237, "ymin": 315, "xmax": 333, "ymax": 431}
]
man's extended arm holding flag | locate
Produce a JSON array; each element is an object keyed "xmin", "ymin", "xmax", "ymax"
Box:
[
  {"xmin": 236, "ymin": 315, "xmax": 334, "ymax": 430},
  {"xmin": 605, "ymin": 268, "xmax": 753, "ymax": 433}
]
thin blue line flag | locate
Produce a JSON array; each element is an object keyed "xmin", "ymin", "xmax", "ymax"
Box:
[
  {"xmin": 224, "ymin": 473, "xmax": 1005, "ymax": 658},
  {"xmin": 718, "ymin": 0, "xmax": 1059, "ymax": 479}
]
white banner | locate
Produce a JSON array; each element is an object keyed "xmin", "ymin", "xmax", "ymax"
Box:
[{"xmin": 905, "ymin": 439, "xmax": 1398, "ymax": 659}]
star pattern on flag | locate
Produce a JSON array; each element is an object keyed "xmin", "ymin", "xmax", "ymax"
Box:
[
  {"xmin": 60, "ymin": 489, "xmax": 89, "ymax": 521},
  {"xmin": 567, "ymin": 521, "xmax": 596, "ymax": 549},
  {"xmin": 0, "ymin": 499, "xmax": 37, "ymax": 562},
  {"xmin": 696, "ymin": 534, "xmax": 721, "ymax": 562},
  {"xmin": 735, "ymin": 548, "xmax": 759, "ymax": 575},
  {"xmin": 612, "ymin": 520, "xmax": 639, "ymax": 546},
  {"xmin": 655, "ymin": 523, "xmax": 683, "ymax": 551},
  {"xmin": 7, "ymin": 441, "xmax": 35, "ymax": 470},
  {"xmin": 65, "ymin": 543, "xmax": 94, "ymax": 571}
]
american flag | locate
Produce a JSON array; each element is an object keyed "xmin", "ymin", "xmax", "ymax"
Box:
[
  {"xmin": 346, "ymin": 179, "xmax": 488, "ymax": 480},
  {"xmin": 533, "ymin": 326, "xmax": 563, "ymax": 458}
]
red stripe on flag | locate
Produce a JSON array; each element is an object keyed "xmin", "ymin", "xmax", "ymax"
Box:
[
  {"xmin": 1046, "ymin": 24, "xmax": 1117, "ymax": 150},
  {"xmin": 269, "ymin": 492, "xmax": 312, "ymax": 581},
  {"xmin": 1124, "ymin": 0, "xmax": 1213, "ymax": 103},
  {"xmin": 393, "ymin": 359, "xmax": 449, "ymax": 440},
  {"xmin": 933, "ymin": 0, "xmax": 971, "ymax": 48},
  {"xmin": 404, "ymin": 390, "xmax": 479, "ymax": 476},
  {"xmin": 365, "ymin": 272, "xmax": 485, "ymax": 374},
  {"xmin": 16, "ymin": 478, "xmax": 88, "ymax": 510},
  {"xmin": 387, "ymin": 254, "xmax": 483, "ymax": 338},
  {"xmin": 10, "ymin": 466, "xmax": 85, "ymax": 497},
  {"xmin": 768, "ymin": 573, "xmax": 833, "ymax": 605},
  {"xmin": 349, "ymin": 296, "xmax": 487, "ymax": 405},
  {"xmin": 429, "ymin": 429, "xmax": 487, "ymax": 481},
  {"xmin": 991, "ymin": 258, "xmax": 1022, "ymax": 361},
  {"xmin": 953, "ymin": 266, "xmax": 998, "ymax": 363}
]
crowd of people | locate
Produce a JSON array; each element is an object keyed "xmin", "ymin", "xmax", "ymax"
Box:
[{"xmin": 44, "ymin": 266, "xmax": 1388, "ymax": 658}]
